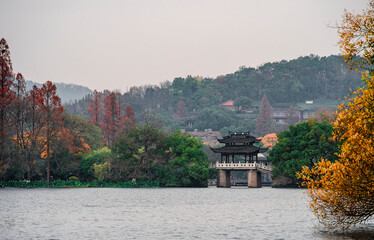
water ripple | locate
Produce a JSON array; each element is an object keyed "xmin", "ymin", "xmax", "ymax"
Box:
[{"xmin": 0, "ymin": 187, "xmax": 373, "ymax": 239}]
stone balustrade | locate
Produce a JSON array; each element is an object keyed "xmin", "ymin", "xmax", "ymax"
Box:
[{"xmin": 215, "ymin": 162, "xmax": 273, "ymax": 174}]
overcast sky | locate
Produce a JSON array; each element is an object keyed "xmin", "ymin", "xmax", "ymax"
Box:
[{"xmin": 0, "ymin": 0, "xmax": 368, "ymax": 91}]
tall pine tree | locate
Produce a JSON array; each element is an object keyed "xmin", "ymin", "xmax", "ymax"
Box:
[{"xmin": 255, "ymin": 94, "xmax": 274, "ymax": 137}]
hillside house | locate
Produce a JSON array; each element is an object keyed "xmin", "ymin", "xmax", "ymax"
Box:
[
  {"xmin": 220, "ymin": 100, "xmax": 235, "ymax": 111},
  {"xmin": 272, "ymin": 108, "xmax": 293, "ymax": 124}
]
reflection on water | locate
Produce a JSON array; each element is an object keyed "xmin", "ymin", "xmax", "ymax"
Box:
[
  {"xmin": 0, "ymin": 187, "xmax": 373, "ymax": 239},
  {"xmin": 318, "ymin": 224, "xmax": 374, "ymax": 240}
]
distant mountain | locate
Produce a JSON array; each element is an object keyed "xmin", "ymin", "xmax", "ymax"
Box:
[{"xmin": 26, "ymin": 81, "xmax": 92, "ymax": 104}]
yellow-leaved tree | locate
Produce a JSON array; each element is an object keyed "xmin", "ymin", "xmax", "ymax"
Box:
[
  {"xmin": 298, "ymin": 73, "xmax": 374, "ymax": 229},
  {"xmin": 338, "ymin": 0, "xmax": 374, "ymax": 73},
  {"xmin": 298, "ymin": 1, "xmax": 374, "ymax": 229}
]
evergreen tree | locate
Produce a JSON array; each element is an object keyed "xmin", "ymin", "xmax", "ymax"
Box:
[{"xmin": 270, "ymin": 120, "xmax": 338, "ymax": 180}]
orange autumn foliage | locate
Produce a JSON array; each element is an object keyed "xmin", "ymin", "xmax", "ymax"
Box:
[
  {"xmin": 57, "ymin": 127, "xmax": 91, "ymax": 155},
  {"xmin": 298, "ymin": 73, "xmax": 374, "ymax": 229},
  {"xmin": 260, "ymin": 133, "xmax": 278, "ymax": 150},
  {"xmin": 14, "ymin": 127, "xmax": 91, "ymax": 159},
  {"xmin": 298, "ymin": 2, "xmax": 374, "ymax": 229},
  {"xmin": 40, "ymin": 127, "xmax": 91, "ymax": 159},
  {"xmin": 338, "ymin": 0, "xmax": 374, "ymax": 73}
]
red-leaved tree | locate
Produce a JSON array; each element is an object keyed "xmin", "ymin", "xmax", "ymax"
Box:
[
  {"xmin": 88, "ymin": 90, "xmax": 102, "ymax": 127},
  {"xmin": 9, "ymin": 73, "xmax": 28, "ymax": 176},
  {"xmin": 0, "ymin": 38, "xmax": 15, "ymax": 175},
  {"xmin": 102, "ymin": 92, "xmax": 120, "ymax": 148},
  {"xmin": 24, "ymin": 85, "xmax": 43, "ymax": 180},
  {"xmin": 125, "ymin": 105, "xmax": 135, "ymax": 123},
  {"xmin": 116, "ymin": 91, "xmax": 123, "ymax": 119},
  {"xmin": 115, "ymin": 105, "xmax": 136, "ymax": 142},
  {"xmin": 38, "ymin": 81, "xmax": 64, "ymax": 181}
]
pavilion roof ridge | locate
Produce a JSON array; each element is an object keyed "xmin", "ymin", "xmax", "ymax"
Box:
[{"xmin": 218, "ymin": 131, "xmax": 261, "ymax": 143}]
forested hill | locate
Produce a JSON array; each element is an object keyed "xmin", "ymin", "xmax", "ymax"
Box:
[
  {"xmin": 26, "ymin": 81, "xmax": 92, "ymax": 104},
  {"xmin": 216, "ymin": 54, "xmax": 362, "ymax": 104},
  {"xmin": 65, "ymin": 54, "xmax": 362, "ymax": 118}
]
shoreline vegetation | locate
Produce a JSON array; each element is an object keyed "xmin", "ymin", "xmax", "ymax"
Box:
[
  {"xmin": 0, "ymin": 179, "xmax": 306, "ymax": 189},
  {"xmin": 0, "ymin": 180, "xmax": 160, "ymax": 188}
]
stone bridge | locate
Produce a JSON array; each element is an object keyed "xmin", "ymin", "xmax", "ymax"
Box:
[{"xmin": 215, "ymin": 162, "xmax": 273, "ymax": 188}]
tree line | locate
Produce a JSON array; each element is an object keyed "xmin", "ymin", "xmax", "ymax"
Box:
[
  {"xmin": 64, "ymin": 54, "xmax": 362, "ymax": 135},
  {"xmin": 0, "ymin": 38, "xmax": 212, "ymax": 187},
  {"xmin": 0, "ymin": 38, "xmax": 102, "ymax": 181}
]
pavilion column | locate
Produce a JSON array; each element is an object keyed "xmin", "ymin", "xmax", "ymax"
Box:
[
  {"xmin": 248, "ymin": 170, "xmax": 262, "ymax": 188},
  {"xmin": 217, "ymin": 170, "xmax": 231, "ymax": 188}
]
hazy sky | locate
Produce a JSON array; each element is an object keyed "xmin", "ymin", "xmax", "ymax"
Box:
[{"xmin": 0, "ymin": 0, "xmax": 368, "ymax": 91}]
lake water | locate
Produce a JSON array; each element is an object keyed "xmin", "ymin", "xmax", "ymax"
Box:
[{"xmin": 1, "ymin": 187, "xmax": 374, "ymax": 239}]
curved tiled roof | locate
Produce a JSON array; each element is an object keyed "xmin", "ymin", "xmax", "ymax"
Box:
[
  {"xmin": 217, "ymin": 131, "xmax": 260, "ymax": 144},
  {"xmin": 210, "ymin": 145, "xmax": 268, "ymax": 154}
]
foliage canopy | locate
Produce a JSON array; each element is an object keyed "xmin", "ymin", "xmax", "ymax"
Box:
[
  {"xmin": 299, "ymin": 2, "xmax": 374, "ymax": 229},
  {"xmin": 298, "ymin": 74, "xmax": 374, "ymax": 229},
  {"xmin": 269, "ymin": 120, "xmax": 338, "ymax": 181},
  {"xmin": 338, "ymin": 0, "xmax": 374, "ymax": 73}
]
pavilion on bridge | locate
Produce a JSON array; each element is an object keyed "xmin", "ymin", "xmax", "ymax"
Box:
[
  {"xmin": 210, "ymin": 132, "xmax": 271, "ymax": 188},
  {"xmin": 210, "ymin": 131, "xmax": 268, "ymax": 163}
]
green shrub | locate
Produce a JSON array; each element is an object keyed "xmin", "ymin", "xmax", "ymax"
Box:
[{"xmin": 68, "ymin": 176, "xmax": 79, "ymax": 182}]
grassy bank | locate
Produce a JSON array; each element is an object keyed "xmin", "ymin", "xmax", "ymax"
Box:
[{"xmin": 0, "ymin": 180, "xmax": 160, "ymax": 188}]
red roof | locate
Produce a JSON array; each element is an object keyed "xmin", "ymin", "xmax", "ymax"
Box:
[{"xmin": 220, "ymin": 100, "xmax": 234, "ymax": 106}]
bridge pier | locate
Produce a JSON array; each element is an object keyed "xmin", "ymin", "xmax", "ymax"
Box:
[
  {"xmin": 214, "ymin": 162, "xmax": 272, "ymax": 188},
  {"xmin": 217, "ymin": 170, "xmax": 231, "ymax": 188},
  {"xmin": 248, "ymin": 170, "xmax": 262, "ymax": 188}
]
